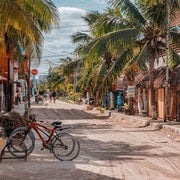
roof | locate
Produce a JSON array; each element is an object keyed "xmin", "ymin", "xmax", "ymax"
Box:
[
  {"xmin": 135, "ymin": 66, "xmax": 180, "ymax": 89},
  {"xmin": 170, "ymin": 11, "xmax": 180, "ymax": 27}
]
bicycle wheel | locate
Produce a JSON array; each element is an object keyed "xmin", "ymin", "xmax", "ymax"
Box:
[
  {"xmin": 52, "ymin": 133, "xmax": 80, "ymax": 161},
  {"xmin": 7, "ymin": 127, "xmax": 35, "ymax": 158}
]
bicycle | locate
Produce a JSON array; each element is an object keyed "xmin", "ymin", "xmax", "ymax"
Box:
[{"xmin": 6, "ymin": 114, "xmax": 80, "ymax": 161}]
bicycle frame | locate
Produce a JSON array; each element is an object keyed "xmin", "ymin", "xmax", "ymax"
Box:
[{"xmin": 28, "ymin": 121, "xmax": 56, "ymax": 148}]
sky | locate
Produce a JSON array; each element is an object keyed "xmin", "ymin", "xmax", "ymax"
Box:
[{"xmin": 33, "ymin": 0, "xmax": 109, "ymax": 76}]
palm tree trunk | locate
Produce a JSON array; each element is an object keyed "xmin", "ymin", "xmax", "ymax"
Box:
[
  {"xmin": 149, "ymin": 58, "xmax": 157, "ymax": 120},
  {"xmin": 137, "ymin": 88, "xmax": 143, "ymax": 115},
  {"xmin": 110, "ymin": 91, "xmax": 114, "ymax": 109},
  {"xmin": 95, "ymin": 78, "xmax": 107, "ymax": 106}
]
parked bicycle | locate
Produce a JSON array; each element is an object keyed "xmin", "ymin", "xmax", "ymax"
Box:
[{"xmin": 6, "ymin": 114, "xmax": 80, "ymax": 161}]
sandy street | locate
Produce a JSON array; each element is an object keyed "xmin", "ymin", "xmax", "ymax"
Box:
[{"xmin": 0, "ymin": 100, "xmax": 180, "ymax": 180}]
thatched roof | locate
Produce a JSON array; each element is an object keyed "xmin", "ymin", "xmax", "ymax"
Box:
[{"xmin": 170, "ymin": 11, "xmax": 180, "ymax": 27}]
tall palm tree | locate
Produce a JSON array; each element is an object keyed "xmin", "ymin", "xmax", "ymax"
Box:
[
  {"xmin": 0, "ymin": 0, "xmax": 59, "ymax": 61},
  {"xmin": 83, "ymin": 0, "xmax": 179, "ymax": 118},
  {"xmin": 70, "ymin": 9, "xmax": 137, "ymax": 105},
  {"xmin": 0, "ymin": 0, "xmax": 59, "ymax": 111},
  {"xmin": 45, "ymin": 57, "xmax": 78, "ymax": 100}
]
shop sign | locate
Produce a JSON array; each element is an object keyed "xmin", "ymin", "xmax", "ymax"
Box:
[{"xmin": 127, "ymin": 86, "xmax": 135, "ymax": 97}]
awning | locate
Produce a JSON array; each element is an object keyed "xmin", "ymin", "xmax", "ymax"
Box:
[{"xmin": 0, "ymin": 75, "xmax": 7, "ymax": 81}]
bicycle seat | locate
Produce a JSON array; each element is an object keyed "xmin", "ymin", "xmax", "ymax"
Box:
[{"xmin": 51, "ymin": 121, "xmax": 62, "ymax": 128}]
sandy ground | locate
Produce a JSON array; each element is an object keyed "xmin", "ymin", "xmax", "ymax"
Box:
[{"xmin": 0, "ymin": 100, "xmax": 180, "ymax": 180}]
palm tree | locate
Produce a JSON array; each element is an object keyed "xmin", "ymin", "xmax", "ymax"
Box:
[
  {"xmin": 0, "ymin": 0, "xmax": 59, "ymax": 111},
  {"xmin": 0, "ymin": 0, "xmax": 59, "ymax": 61},
  {"xmin": 45, "ymin": 57, "xmax": 78, "ymax": 100},
  {"xmin": 70, "ymin": 9, "xmax": 137, "ymax": 106},
  {"xmin": 83, "ymin": 0, "xmax": 179, "ymax": 119}
]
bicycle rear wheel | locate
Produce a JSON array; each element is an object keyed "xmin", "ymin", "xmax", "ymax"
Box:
[
  {"xmin": 52, "ymin": 133, "xmax": 80, "ymax": 161},
  {"xmin": 7, "ymin": 127, "xmax": 35, "ymax": 158}
]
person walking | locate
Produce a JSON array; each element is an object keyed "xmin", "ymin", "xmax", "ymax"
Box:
[{"xmin": 51, "ymin": 91, "xmax": 57, "ymax": 103}]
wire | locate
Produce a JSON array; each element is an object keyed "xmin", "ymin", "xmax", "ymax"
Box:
[{"xmin": 53, "ymin": 24, "xmax": 88, "ymax": 29}]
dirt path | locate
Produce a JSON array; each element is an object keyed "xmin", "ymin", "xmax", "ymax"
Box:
[{"xmin": 0, "ymin": 100, "xmax": 180, "ymax": 180}]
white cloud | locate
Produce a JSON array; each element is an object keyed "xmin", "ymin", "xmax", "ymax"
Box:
[
  {"xmin": 33, "ymin": 7, "xmax": 88, "ymax": 74},
  {"xmin": 34, "ymin": 2, "xmax": 108, "ymax": 75}
]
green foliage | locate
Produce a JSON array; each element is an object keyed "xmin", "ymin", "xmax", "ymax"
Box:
[{"xmin": 0, "ymin": 0, "xmax": 59, "ymax": 62}]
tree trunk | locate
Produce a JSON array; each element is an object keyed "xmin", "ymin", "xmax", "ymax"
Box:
[
  {"xmin": 142, "ymin": 88, "xmax": 148, "ymax": 114},
  {"xmin": 109, "ymin": 91, "xmax": 114, "ymax": 109},
  {"xmin": 149, "ymin": 58, "xmax": 157, "ymax": 120},
  {"xmin": 137, "ymin": 88, "xmax": 143, "ymax": 115},
  {"xmin": 169, "ymin": 89, "xmax": 176, "ymax": 121}
]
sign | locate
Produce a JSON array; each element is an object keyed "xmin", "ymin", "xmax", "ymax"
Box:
[
  {"xmin": 127, "ymin": 86, "xmax": 135, "ymax": 97},
  {"xmin": 31, "ymin": 69, "xmax": 38, "ymax": 75}
]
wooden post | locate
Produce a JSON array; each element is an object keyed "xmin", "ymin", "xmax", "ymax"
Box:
[
  {"xmin": 164, "ymin": 0, "xmax": 170, "ymax": 122},
  {"xmin": 27, "ymin": 55, "xmax": 31, "ymax": 108}
]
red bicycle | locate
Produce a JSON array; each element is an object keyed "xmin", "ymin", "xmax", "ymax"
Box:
[{"xmin": 6, "ymin": 114, "xmax": 80, "ymax": 161}]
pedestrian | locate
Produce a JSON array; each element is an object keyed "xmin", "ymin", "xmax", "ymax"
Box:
[
  {"xmin": 52, "ymin": 91, "xmax": 57, "ymax": 103},
  {"xmin": 49, "ymin": 92, "xmax": 53, "ymax": 103},
  {"xmin": 16, "ymin": 90, "xmax": 21, "ymax": 104}
]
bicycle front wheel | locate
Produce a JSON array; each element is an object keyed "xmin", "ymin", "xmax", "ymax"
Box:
[
  {"xmin": 52, "ymin": 133, "xmax": 80, "ymax": 161},
  {"xmin": 7, "ymin": 127, "xmax": 35, "ymax": 158}
]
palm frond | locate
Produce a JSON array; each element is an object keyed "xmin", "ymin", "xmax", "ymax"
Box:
[
  {"xmin": 105, "ymin": 28, "xmax": 139, "ymax": 47},
  {"xmin": 170, "ymin": 29, "xmax": 180, "ymax": 43},
  {"xmin": 107, "ymin": 48, "xmax": 133, "ymax": 82},
  {"xmin": 169, "ymin": 47, "xmax": 180, "ymax": 69},
  {"xmin": 84, "ymin": 28, "xmax": 139, "ymax": 64},
  {"xmin": 134, "ymin": 41, "xmax": 150, "ymax": 71},
  {"xmin": 0, "ymin": 0, "xmax": 59, "ymax": 60},
  {"xmin": 108, "ymin": 0, "xmax": 146, "ymax": 25},
  {"xmin": 82, "ymin": 11, "xmax": 100, "ymax": 26},
  {"xmin": 63, "ymin": 59, "xmax": 81, "ymax": 76},
  {"xmin": 71, "ymin": 32, "xmax": 92, "ymax": 44}
]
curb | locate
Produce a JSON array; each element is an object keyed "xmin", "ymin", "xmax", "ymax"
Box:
[
  {"xmin": 111, "ymin": 111, "xmax": 180, "ymax": 134},
  {"xmin": 162, "ymin": 124, "xmax": 180, "ymax": 134},
  {"xmin": 111, "ymin": 112, "xmax": 151, "ymax": 125}
]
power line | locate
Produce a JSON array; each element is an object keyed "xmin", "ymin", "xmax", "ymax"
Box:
[
  {"xmin": 32, "ymin": 52, "xmax": 75, "ymax": 59},
  {"xmin": 53, "ymin": 24, "xmax": 88, "ymax": 29}
]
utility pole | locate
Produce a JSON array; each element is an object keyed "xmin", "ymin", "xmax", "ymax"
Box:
[
  {"xmin": 27, "ymin": 54, "xmax": 32, "ymax": 108},
  {"xmin": 164, "ymin": 0, "xmax": 170, "ymax": 122}
]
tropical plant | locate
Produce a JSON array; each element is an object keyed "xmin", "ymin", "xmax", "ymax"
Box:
[
  {"xmin": 44, "ymin": 57, "xmax": 81, "ymax": 100},
  {"xmin": 70, "ymin": 9, "xmax": 136, "ymax": 106},
  {"xmin": 0, "ymin": 0, "xmax": 59, "ymax": 111},
  {"xmin": 80, "ymin": 0, "xmax": 179, "ymax": 118},
  {"xmin": 0, "ymin": 0, "xmax": 59, "ymax": 65}
]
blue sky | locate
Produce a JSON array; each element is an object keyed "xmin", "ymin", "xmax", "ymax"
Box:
[{"xmin": 33, "ymin": 0, "xmax": 109, "ymax": 75}]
